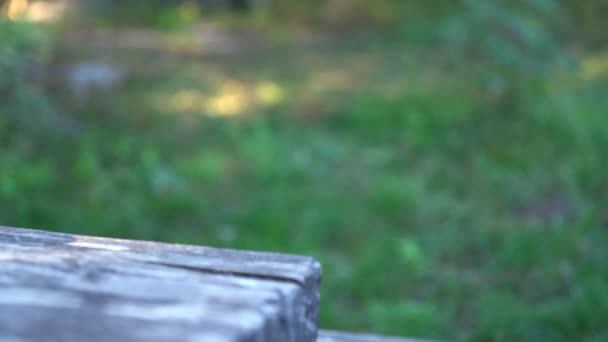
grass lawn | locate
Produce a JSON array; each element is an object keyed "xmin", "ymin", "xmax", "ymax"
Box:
[{"xmin": 2, "ymin": 27, "xmax": 608, "ymax": 341}]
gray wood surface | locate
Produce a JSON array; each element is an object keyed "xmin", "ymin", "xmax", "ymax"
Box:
[
  {"xmin": 0, "ymin": 226, "xmax": 321, "ymax": 342},
  {"xmin": 318, "ymin": 330, "xmax": 428, "ymax": 342}
]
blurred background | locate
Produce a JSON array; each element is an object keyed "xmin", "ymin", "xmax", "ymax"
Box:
[{"xmin": 1, "ymin": 0, "xmax": 608, "ymax": 340}]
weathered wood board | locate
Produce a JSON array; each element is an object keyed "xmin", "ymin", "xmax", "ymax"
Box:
[
  {"xmin": 0, "ymin": 226, "xmax": 321, "ymax": 342},
  {"xmin": 318, "ymin": 330, "xmax": 427, "ymax": 342}
]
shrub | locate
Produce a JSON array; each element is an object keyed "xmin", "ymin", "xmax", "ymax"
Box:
[{"xmin": 0, "ymin": 19, "xmax": 53, "ymax": 127}]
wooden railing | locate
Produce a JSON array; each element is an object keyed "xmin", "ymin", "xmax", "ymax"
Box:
[{"xmin": 0, "ymin": 225, "xmax": 422, "ymax": 342}]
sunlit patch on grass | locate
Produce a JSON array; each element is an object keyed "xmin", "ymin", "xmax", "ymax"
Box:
[
  {"xmin": 581, "ymin": 51, "xmax": 608, "ymax": 80},
  {"xmin": 255, "ymin": 81, "xmax": 284, "ymax": 106},
  {"xmin": 205, "ymin": 80, "xmax": 249, "ymax": 116},
  {"xmin": 158, "ymin": 79, "xmax": 285, "ymax": 117}
]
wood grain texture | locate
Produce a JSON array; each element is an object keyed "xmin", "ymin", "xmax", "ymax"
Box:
[{"xmin": 0, "ymin": 226, "xmax": 321, "ymax": 342}]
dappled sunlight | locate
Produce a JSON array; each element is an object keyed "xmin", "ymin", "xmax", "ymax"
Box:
[
  {"xmin": 205, "ymin": 80, "xmax": 249, "ymax": 116},
  {"xmin": 2, "ymin": 0, "xmax": 69, "ymax": 22},
  {"xmin": 255, "ymin": 81, "xmax": 284, "ymax": 106},
  {"xmin": 2, "ymin": 0, "xmax": 28, "ymax": 19},
  {"xmin": 581, "ymin": 51, "xmax": 608, "ymax": 80},
  {"xmin": 158, "ymin": 79, "xmax": 285, "ymax": 117}
]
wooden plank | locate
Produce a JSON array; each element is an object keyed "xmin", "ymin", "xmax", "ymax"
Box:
[
  {"xmin": 0, "ymin": 226, "xmax": 321, "ymax": 342},
  {"xmin": 318, "ymin": 330, "xmax": 429, "ymax": 342}
]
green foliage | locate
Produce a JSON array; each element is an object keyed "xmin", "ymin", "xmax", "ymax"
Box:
[
  {"xmin": 435, "ymin": 0, "xmax": 573, "ymax": 105},
  {"xmin": 156, "ymin": 3, "xmax": 201, "ymax": 31},
  {"xmin": 0, "ymin": 20, "xmax": 47, "ymax": 90},
  {"xmin": 370, "ymin": 300, "xmax": 447, "ymax": 338},
  {"xmin": 85, "ymin": 0, "xmax": 200, "ymax": 30},
  {"xmin": 0, "ymin": 20, "xmax": 56, "ymax": 133},
  {"xmin": 561, "ymin": 0, "xmax": 608, "ymax": 46}
]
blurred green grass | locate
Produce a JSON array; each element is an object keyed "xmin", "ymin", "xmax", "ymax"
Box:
[{"xmin": 2, "ymin": 1, "xmax": 608, "ymax": 340}]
